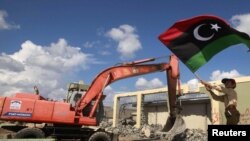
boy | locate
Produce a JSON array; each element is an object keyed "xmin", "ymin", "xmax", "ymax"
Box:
[{"xmin": 201, "ymin": 78, "xmax": 240, "ymax": 125}]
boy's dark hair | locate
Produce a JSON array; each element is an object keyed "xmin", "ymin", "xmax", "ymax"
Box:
[{"xmin": 222, "ymin": 78, "xmax": 236, "ymax": 88}]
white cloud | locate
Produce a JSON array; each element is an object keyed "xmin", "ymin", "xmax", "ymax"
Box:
[
  {"xmin": 187, "ymin": 79, "xmax": 199, "ymax": 92},
  {"xmin": 83, "ymin": 41, "xmax": 100, "ymax": 48},
  {"xmin": 11, "ymin": 39, "xmax": 97, "ymax": 72},
  {"xmin": 103, "ymin": 85, "xmax": 137, "ymax": 106},
  {"xmin": 0, "ymin": 38, "xmax": 98, "ymax": 100},
  {"xmin": 103, "ymin": 86, "xmax": 115, "ymax": 106},
  {"xmin": 98, "ymin": 51, "xmax": 111, "ymax": 56},
  {"xmin": 83, "ymin": 41, "xmax": 95, "ymax": 48},
  {"xmin": 184, "ymin": 70, "xmax": 243, "ymax": 92},
  {"xmin": 231, "ymin": 14, "xmax": 250, "ymax": 35},
  {"xmin": 47, "ymin": 88, "xmax": 66, "ymax": 101},
  {"xmin": 0, "ymin": 53, "xmax": 24, "ymax": 72},
  {"xmin": 209, "ymin": 69, "xmax": 242, "ymax": 81},
  {"xmin": 135, "ymin": 77, "xmax": 163, "ymax": 90},
  {"xmin": 106, "ymin": 24, "xmax": 142, "ymax": 60},
  {"xmin": 0, "ymin": 10, "xmax": 20, "ymax": 30}
]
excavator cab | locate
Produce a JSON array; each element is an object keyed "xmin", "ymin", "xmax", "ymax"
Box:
[{"xmin": 66, "ymin": 81, "xmax": 89, "ymax": 108}]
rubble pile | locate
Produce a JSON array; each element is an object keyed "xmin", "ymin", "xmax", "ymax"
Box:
[
  {"xmin": 100, "ymin": 120, "xmax": 208, "ymax": 141},
  {"xmin": 100, "ymin": 121, "xmax": 161, "ymax": 139},
  {"xmin": 172, "ymin": 128, "xmax": 208, "ymax": 141}
]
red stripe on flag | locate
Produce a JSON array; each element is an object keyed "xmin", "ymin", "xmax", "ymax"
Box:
[{"xmin": 158, "ymin": 27, "xmax": 184, "ymax": 45}]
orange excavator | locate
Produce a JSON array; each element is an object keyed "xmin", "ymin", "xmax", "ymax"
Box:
[{"xmin": 0, "ymin": 55, "xmax": 184, "ymax": 140}]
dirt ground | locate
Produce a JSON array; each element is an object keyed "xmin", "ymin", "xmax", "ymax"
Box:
[{"xmin": 0, "ymin": 128, "xmax": 14, "ymax": 138}]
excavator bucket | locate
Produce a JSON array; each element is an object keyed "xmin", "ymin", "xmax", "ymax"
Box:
[{"xmin": 159, "ymin": 114, "xmax": 186, "ymax": 140}]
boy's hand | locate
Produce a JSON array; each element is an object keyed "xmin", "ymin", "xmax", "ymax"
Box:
[
  {"xmin": 200, "ymin": 80, "xmax": 212, "ymax": 90},
  {"xmin": 205, "ymin": 85, "xmax": 212, "ymax": 91},
  {"xmin": 200, "ymin": 80, "xmax": 206, "ymax": 85}
]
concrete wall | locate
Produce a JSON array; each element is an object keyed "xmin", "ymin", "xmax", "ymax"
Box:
[
  {"xmin": 113, "ymin": 76, "xmax": 250, "ymax": 128},
  {"xmin": 181, "ymin": 102, "xmax": 211, "ymax": 130},
  {"xmin": 144, "ymin": 100, "xmax": 211, "ymax": 131},
  {"xmin": 237, "ymin": 81, "xmax": 250, "ymax": 124},
  {"xmin": 144, "ymin": 103, "xmax": 170, "ymax": 126},
  {"xmin": 144, "ymin": 76, "xmax": 250, "ymax": 128}
]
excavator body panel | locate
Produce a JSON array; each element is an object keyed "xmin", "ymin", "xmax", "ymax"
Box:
[{"xmin": 0, "ymin": 93, "xmax": 80, "ymax": 124}]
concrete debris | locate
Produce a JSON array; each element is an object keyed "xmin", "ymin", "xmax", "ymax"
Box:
[
  {"xmin": 100, "ymin": 120, "xmax": 207, "ymax": 141},
  {"xmin": 100, "ymin": 121, "xmax": 161, "ymax": 140},
  {"xmin": 172, "ymin": 128, "xmax": 208, "ymax": 141}
]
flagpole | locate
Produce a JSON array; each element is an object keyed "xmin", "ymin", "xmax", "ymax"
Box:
[
  {"xmin": 194, "ymin": 73, "xmax": 202, "ymax": 82},
  {"xmin": 194, "ymin": 72, "xmax": 211, "ymax": 87},
  {"xmin": 194, "ymin": 72, "xmax": 208, "ymax": 86}
]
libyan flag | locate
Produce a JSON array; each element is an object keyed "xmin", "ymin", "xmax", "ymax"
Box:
[{"xmin": 158, "ymin": 15, "xmax": 250, "ymax": 72}]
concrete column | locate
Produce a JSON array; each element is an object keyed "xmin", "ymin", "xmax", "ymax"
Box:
[
  {"xmin": 112, "ymin": 96, "xmax": 120, "ymax": 127},
  {"xmin": 135, "ymin": 93, "xmax": 142, "ymax": 128}
]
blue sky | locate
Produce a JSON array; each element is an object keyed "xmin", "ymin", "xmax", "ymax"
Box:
[{"xmin": 1, "ymin": 0, "xmax": 250, "ymax": 105}]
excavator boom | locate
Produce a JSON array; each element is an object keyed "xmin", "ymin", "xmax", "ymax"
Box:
[{"xmin": 76, "ymin": 55, "xmax": 180, "ymax": 118}]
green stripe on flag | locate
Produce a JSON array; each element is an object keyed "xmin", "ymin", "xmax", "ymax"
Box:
[{"xmin": 186, "ymin": 34, "xmax": 250, "ymax": 72}]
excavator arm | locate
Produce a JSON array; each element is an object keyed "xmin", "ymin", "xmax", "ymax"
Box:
[{"xmin": 76, "ymin": 55, "xmax": 180, "ymax": 118}]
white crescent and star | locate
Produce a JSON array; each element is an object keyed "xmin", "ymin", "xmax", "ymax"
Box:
[{"xmin": 193, "ymin": 23, "xmax": 221, "ymax": 41}]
